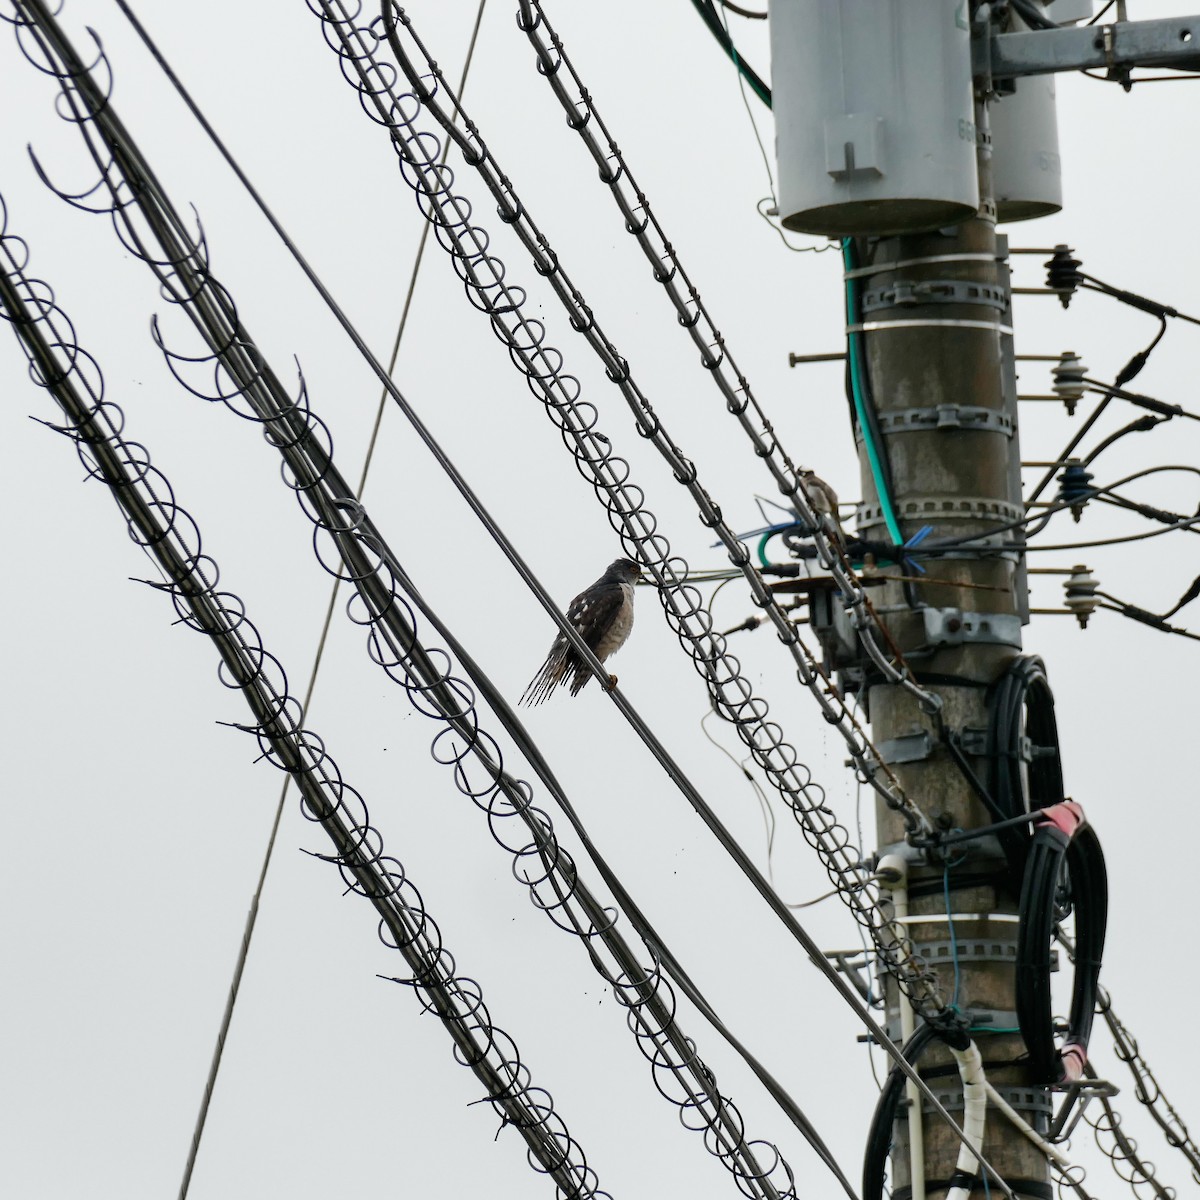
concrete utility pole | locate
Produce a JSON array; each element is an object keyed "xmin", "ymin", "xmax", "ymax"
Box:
[
  {"xmin": 768, "ymin": 2, "xmax": 1200, "ymax": 1198},
  {"xmin": 853, "ymin": 104, "xmax": 1041, "ymax": 1200}
]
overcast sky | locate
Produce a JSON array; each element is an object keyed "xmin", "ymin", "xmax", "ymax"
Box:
[{"xmin": 3, "ymin": 2, "xmax": 1199, "ymax": 1198}]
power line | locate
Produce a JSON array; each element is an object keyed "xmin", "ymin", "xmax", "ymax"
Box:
[
  {"xmin": 16, "ymin": 9, "xmax": 836, "ymax": 1192},
  {"xmin": 107, "ymin": 3, "xmax": 490, "ymax": 1190},
  {"xmin": 516, "ymin": 0, "xmax": 943, "ymax": 722},
  {"xmin": 0, "ymin": 181, "xmax": 610, "ymax": 1200}
]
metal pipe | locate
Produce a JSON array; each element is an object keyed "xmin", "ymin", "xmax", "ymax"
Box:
[{"xmin": 879, "ymin": 854, "xmax": 926, "ymax": 1200}]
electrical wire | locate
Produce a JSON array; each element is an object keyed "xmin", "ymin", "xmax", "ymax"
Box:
[
  {"xmin": 718, "ymin": 0, "xmax": 767, "ymax": 19},
  {"xmin": 14, "ymin": 8, "xmax": 832, "ymax": 1192},
  {"xmin": 1027, "ymin": 316, "xmax": 1168, "ymax": 506},
  {"xmin": 715, "ymin": 0, "xmax": 778, "ymax": 202},
  {"xmin": 1016, "ymin": 804, "xmax": 1107, "ymax": 1085},
  {"xmin": 1009, "ymin": 0, "xmax": 1060, "ymax": 31},
  {"xmin": 367, "ymin": 4, "xmax": 959, "ymax": 991},
  {"xmin": 121, "ymin": 5, "xmax": 489, "ymax": 1190},
  {"xmin": 1021, "ymin": 515, "xmax": 1200, "ymax": 551},
  {"xmin": 0, "ymin": 185, "xmax": 611, "ymax": 1200},
  {"xmin": 1083, "ymin": 1074, "xmax": 1176, "ymax": 1200},
  {"xmin": 1095, "ymin": 593, "xmax": 1200, "ymax": 643},
  {"xmin": 843, "ymin": 239, "xmax": 903, "ymax": 547},
  {"xmin": 515, "ymin": 0, "xmax": 943, "ymax": 717},
  {"xmin": 688, "ymin": 0, "xmax": 772, "ymax": 106}
]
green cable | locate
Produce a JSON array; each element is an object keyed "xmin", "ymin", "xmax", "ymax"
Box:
[
  {"xmin": 843, "ymin": 239, "xmax": 904, "ymax": 546},
  {"xmin": 689, "ymin": 0, "xmax": 773, "ymax": 107}
]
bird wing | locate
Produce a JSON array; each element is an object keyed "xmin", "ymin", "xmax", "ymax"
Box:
[
  {"xmin": 565, "ymin": 581, "xmax": 626, "ymax": 654},
  {"xmin": 519, "ymin": 582, "xmax": 627, "ymax": 705}
]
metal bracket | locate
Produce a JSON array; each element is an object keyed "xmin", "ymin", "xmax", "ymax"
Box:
[
  {"xmin": 856, "ymin": 494, "xmax": 1023, "ymax": 534},
  {"xmin": 824, "ymin": 949, "xmax": 881, "ymax": 1007},
  {"xmin": 921, "ymin": 607, "xmax": 1023, "ymax": 649},
  {"xmin": 912, "ymin": 934, "xmax": 1019, "ymax": 968},
  {"xmin": 1048, "ymin": 1077, "xmax": 1120, "ymax": 1143},
  {"xmin": 978, "ymin": 16, "xmax": 1200, "ymax": 81},
  {"xmin": 861, "ymin": 279, "xmax": 1009, "ymax": 314},
  {"xmin": 877, "ymin": 403, "xmax": 1014, "ymax": 437},
  {"xmin": 877, "ymin": 730, "xmax": 935, "ymax": 765},
  {"xmin": 922, "ymin": 1083, "xmax": 1051, "ymax": 1120},
  {"xmin": 883, "ymin": 1007, "xmax": 1021, "ymax": 1044}
]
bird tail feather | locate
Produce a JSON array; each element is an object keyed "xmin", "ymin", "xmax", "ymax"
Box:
[{"xmin": 519, "ymin": 653, "xmax": 566, "ymax": 706}]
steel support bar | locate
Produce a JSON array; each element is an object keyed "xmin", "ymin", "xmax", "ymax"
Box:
[{"xmin": 977, "ymin": 15, "xmax": 1200, "ymax": 79}]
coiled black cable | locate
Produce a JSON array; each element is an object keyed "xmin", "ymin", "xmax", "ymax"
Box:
[
  {"xmin": 863, "ymin": 1023, "xmax": 939, "ymax": 1200},
  {"xmin": 1016, "ymin": 803, "xmax": 1108, "ymax": 1085},
  {"xmin": 986, "ymin": 655, "xmax": 1065, "ymax": 883}
]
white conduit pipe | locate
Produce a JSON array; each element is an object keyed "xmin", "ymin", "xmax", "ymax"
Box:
[{"xmin": 878, "ymin": 855, "xmax": 926, "ymax": 1200}]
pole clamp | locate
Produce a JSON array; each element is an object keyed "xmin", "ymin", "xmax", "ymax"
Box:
[
  {"xmin": 877, "ymin": 403, "xmax": 1014, "ymax": 437},
  {"xmin": 861, "ymin": 279, "xmax": 1009, "ymax": 314}
]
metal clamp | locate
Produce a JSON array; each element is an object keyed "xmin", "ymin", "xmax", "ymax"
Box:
[
  {"xmin": 848, "ymin": 318, "xmax": 1014, "ymax": 335},
  {"xmin": 856, "ymin": 494, "xmax": 1023, "ymax": 532},
  {"xmin": 861, "ymin": 279, "xmax": 1009, "ymax": 314},
  {"xmin": 922, "ymin": 1084, "xmax": 1051, "ymax": 1120},
  {"xmin": 877, "ymin": 403, "xmax": 1014, "ymax": 437},
  {"xmin": 921, "ymin": 607, "xmax": 1023, "ymax": 650}
]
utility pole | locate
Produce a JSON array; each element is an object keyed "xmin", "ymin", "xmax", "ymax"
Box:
[
  {"xmin": 851, "ymin": 114, "xmax": 1041, "ymax": 1200},
  {"xmin": 768, "ymin": 3, "xmax": 1200, "ymax": 1198}
]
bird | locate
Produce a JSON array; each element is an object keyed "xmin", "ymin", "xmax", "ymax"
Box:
[
  {"xmin": 520, "ymin": 558, "xmax": 642, "ymax": 704},
  {"xmin": 799, "ymin": 468, "xmax": 840, "ymax": 522},
  {"xmin": 798, "ymin": 468, "xmax": 845, "ymax": 541}
]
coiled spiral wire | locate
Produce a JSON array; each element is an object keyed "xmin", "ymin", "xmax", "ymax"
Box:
[
  {"xmin": 375, "ymin": 2, "xmax": 935, "ymax": 843},
  {"xmin": 0, "ymin": 186, "xmax": 609, "ymax": 1200},
  {"xmin": 5, "ymin": 6, "xmax": 830, "ymax": 1195},
  {"xmin": 512, "ymin": 0, "xmax": 941, "ymax": 718},
  {"xmin": 1084, "ymin": 1079, "xmax": 1176, "ymax": 1200},
  {"xmin": 1101, "ymin": 995, "xmax": 1200, "ymax": 1184},
  {"xmin": 308, "ymin": 0, "xmax": 949, "ymax": 1024}
]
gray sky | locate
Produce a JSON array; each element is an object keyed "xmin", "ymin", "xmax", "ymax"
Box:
[{"xmin": 3, "ymin": 2, "xmax": 1199, "ymax": 1197}]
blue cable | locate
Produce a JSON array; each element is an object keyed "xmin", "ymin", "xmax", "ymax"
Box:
[{"xmin": 944, "ymin": 862, "xmax": 962, "ymax": 1011}]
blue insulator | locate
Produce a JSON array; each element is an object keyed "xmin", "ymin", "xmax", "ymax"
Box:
[{"xmin": 1057, "ymin": 460, "xmax": 1094, "ymax": 522}]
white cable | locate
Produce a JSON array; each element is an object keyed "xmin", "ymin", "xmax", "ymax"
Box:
[
  {"xmin": 946, "ymin": 1042, "xmax": 988, "ymax": 1200},
  {"xmin": 984, "ymin": 1081, "xmax": 1073, "ymax": 1170}
]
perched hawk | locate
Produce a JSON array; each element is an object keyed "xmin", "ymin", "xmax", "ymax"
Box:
[{"xmin": 520, "ymin": 558, "xmax": 642, "ymax": 704}]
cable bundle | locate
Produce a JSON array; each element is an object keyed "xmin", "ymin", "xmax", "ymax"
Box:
[{"xmin": 1017, "ymin": 803, "xmax": 1108, "ymax": 1084}]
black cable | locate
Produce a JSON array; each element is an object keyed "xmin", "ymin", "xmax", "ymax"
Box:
[
  {"xmin": 1096, "ymin": 492, "xmax": 1200, "ymax": 532},
  {"xmin": 1080, "ymin": 272, "xmax": 1200, "ymax": 330},
  {"xmin": 718, "ymin": 0, "xmax": 767, "ymax": 17},
  {"xmin": 1164, "ymin": 572, "xmax": 1200, "ymax": 619},
  {"xmin": 1096, "ymin": 595, "xmax": 1200, "ymax": 643},
  {"xmin": 688, "ymin": 0, "xmax": 772, "ymax": 106},
  {"xmin": 1025, "ymin": 516, "xmax": 1200, "ymax": 550},
  {"xmin": 1081, "ymin": 414, "xmax": 1169, "ymax": 467},
  {"xmin": 986, "ymin": 656, "xmax": 1064, "ymax": 888},
  {"xmin": 1027, "ymin": 316, "xmax": 1167, "ymax": 506},
  {"xmin": 1016, "ymin": 804, "xmax": 1107, "ymax": 1085},
  {"xmin": 863, "ymin": 1023, "xmax": 940, "ymax": 1200},
  {"xmin": 1009, "ymin": 0, "xmax": 1060, "ymax": 30},
  {"xmin": 1083, "ymin": 377, "xmax": 1200, "ymax": 422}
]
